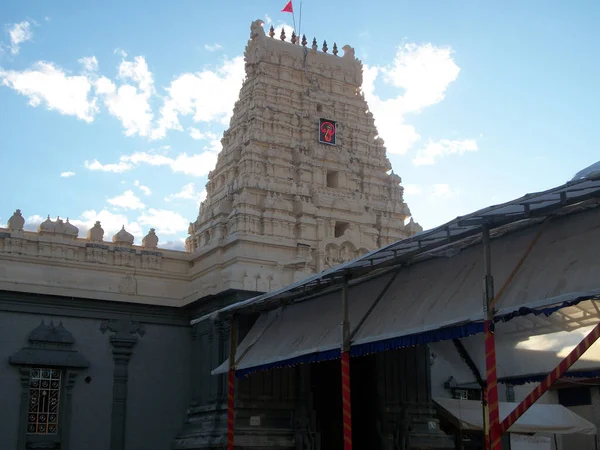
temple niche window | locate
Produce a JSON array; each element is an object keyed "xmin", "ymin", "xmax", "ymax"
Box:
[
  {"xmin": 334, "ymin": 221, "xmax": 350, "ymax": 238},
  {"xmin": 9, "ymin": 320, "xmax": 89, "ymax": 450},
  {"xmin": 28, "ymin": 368, "xmax": 62, "ymax": 434},
  {"xmin": 327, "ymin": 170, "xmax": 340, "ymax": 188}
]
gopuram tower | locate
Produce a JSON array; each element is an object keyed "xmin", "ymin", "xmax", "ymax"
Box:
[{"xmin": 186, "ymin": 20, "xmax": 422, "ymax": 298}]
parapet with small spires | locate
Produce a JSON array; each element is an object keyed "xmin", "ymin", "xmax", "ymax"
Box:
[{"xmin": 0, "ymin": 208, "xmax": 190, "ymax": 306}]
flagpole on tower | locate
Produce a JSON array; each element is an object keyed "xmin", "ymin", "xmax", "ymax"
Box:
[
  {"xmin": 282, "ymin": 1, "xmax": 297, "ymax": 35},
  {"xmin": 298, "ymin": 1, "xmax": 303, "ymax": 38}
]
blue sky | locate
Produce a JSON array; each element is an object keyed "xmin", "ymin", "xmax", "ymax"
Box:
[{"xmin": 1, "ymin": 0, "xmax": 598, "ymax": 249}]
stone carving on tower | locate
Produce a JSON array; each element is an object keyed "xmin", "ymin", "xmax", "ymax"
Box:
[{"xmin": 186, "ymin": 20, "xmax": 423, "ymax": 296}]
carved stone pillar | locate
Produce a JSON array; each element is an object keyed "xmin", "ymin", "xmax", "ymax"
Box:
[{"xmin": 100, "ymin": 319, "xmax": 145, "ymax": 450}]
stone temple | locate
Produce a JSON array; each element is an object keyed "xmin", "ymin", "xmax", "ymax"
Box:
[{"xmin": 0, "ymin": 20, "xmax": 429, "ymax": 450}]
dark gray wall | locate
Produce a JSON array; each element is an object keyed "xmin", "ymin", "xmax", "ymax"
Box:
[{"xmin": 0, "ymin": 293, "xmax": 191, "ymax": 450}]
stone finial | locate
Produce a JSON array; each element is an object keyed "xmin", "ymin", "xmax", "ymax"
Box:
[
  {"xmin": 38, "ymin": 215, "xmax": 55, "ymax": 234},
  {"xmin": 280, "ymin": 27, "xmax": 286, "ymax": 41},
  {"xmin": 142, "ymin": 228, "xmax": 159, "ymax": 249},
  {"xmin": 301, "ymin": 34, "xmax": 307, "ymax": 46},
  {"xmin": 54, "ymin": 216, "xmax": 66, "ymax": 234},
  {"xmin": 7, "ymin": 209, "xmax": 25, "ymax": 231},
  {"xmin": 333, "ymin": 43, "xmax": 338, "ymax": 56},
  {"xmin": 29, "ymin": 320, "xmax": 75, "ymax": 345},
  {"xmin": 405, "ymin": 218, "xmax": 423, "ymax": 235},
  {"xmin": 112, "ymin": 225, "xmax": 134, "ymax": 246},
  {"xmin": 87, "ymin": 221, "xmax": 104, "ymax": 242},
  {"xmin": 291, "ymin": 31, "xmax": 297, "ymax": 44},
  {"xmin": 322, "ymin": 40, "xmax": 328, "ymax": 53},
  {"xmin": 269, "ymin": 25, "xmax": 275, "ymax": 38},
  {"xmin": 342, "ymin": 45, "xmax": 356, "ymax": 59},
  {"xmin": 64, "ymin": 218, "xmax": 79, "ymax": 238},
  {"xmin": 312, "ymin": 37, "xmax": 318, "ymax": 50}
]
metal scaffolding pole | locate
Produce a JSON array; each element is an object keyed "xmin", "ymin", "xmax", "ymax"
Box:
[
  {"xmin": 482, "ymin": 225, "xmax": 501, "ymax": 450},
  {"xmin": 227, "ymin": 317, "xmax": 238, "ymax": 450},
  {"xmin": 341, "ymin": 277, "xmax": 353, "ymax": 450}
]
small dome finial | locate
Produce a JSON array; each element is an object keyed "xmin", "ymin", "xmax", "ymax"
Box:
[
  {"xmin": 142, "ymin": 228, "xmax": 159, "ymax": 249},
  {"xmin": 112, "ymin": 225, "xmax": 134, "ymax": 246},
  {"xmin": 280, "ymin": 27, "xmax": 286, "ymax": 41},
  {"xmin": 7, "ymin": 209, "xmax": 25, "ymax": 231},
  {"xmin": 87, "ymin": 221, "xmax": 104, "ymax": 242}
]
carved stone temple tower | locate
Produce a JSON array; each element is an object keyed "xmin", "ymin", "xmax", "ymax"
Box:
[{"xmin": 186, "ymin": 19, "xmax": 422, "ymax": 298}]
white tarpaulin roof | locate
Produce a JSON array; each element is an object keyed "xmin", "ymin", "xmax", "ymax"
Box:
[
  {"xmin": 434, "ymin": 397, "xmax": 596, "ymax": 435},
  {"xmin": 214, "ymin": 206, "xmax": 600, "ymax": 377},
  {"xmin": 192, "ymin": 177, "xmax": 600, "ymax": 326}
]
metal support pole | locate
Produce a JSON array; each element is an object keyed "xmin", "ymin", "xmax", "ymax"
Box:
[
  {"xmin": 341, "ymin": 277, "xmax": 353, "ymax": 450},
  {"xmin": 499, "ymin": 321, "xmax": 600, "ymax": 434},
  {"xmin": 227, "ymin": 317, "xmax": 238, "ymax": 450},
  {"xmin": 482, "ymin": 225, "xmax": 501, "ymax": 450}
]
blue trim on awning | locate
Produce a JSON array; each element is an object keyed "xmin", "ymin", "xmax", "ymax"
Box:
[
  {"xmin": 236, "ymin": 348, "xmax": 340, "ymax": 378},
  {"xmin": 351, "ymin": 322, "xmax": 484, "ymax": 357},
  {"xmin": 234, "ymin": 293, "xmax": 600, "ymax": 378}
]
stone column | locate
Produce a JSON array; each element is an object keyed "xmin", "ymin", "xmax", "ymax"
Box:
[
  {"xmin": 100, "ymin": 319, "xmax": 145, "ymax": 450},
  {"xmin": 17, "ymin": 368, "xmax": 31, "ymax": 450},
  {"xmin": 61, "ymin": 372, "xmax": 77, "ymax": 450}
]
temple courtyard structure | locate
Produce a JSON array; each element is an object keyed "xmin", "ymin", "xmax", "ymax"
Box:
[{"xmin": 1, "ymin": 19, "xmax": 599, "ymax": 450}]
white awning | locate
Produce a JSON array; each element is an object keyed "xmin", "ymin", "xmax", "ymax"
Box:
[
  {"xmin": 212, "ymin": 272, "xmax": 397, "ymax": 375},
  {"xmin": 214, "ymin": 207, "xmax": 600, "ymax": 378},
  {"xmin": 434, "ymin": 397, "xmax": 596, "ymax": 435}
]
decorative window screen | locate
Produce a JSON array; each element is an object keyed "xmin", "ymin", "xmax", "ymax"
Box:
[{"xmin": 28, "ymin": 368, "xmax": 62, "ymax": 434}]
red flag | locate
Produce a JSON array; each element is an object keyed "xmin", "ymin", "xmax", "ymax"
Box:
[{"xmin": 282, "ymin": 1, "xmax": 293, "ymax": 13}]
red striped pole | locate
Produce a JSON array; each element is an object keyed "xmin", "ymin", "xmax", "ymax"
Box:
[
  {"xmin": 482, "ymin": 225, "xmax": 501, "ymax": 450},
  {"xmin": 341, "ymin": 350, "xmax": 352, "ymax": 450},
  {"xmin": 485, "ymin": 320, "xmax": 501, "ymax": 450},
  {"xmin": 499, "ymin": 321, "xmax": 600, "ymax": 435},
  {"xmin": 227, "ymin": 368, "xmax": 235, "ymax": 450},
  {"xmin": 340, "ymin": 278, "xmax": 353, "ymax": 450},
  {"xmin": 227, "ymin": 318, "xmax": 238, "ymax": 450}
]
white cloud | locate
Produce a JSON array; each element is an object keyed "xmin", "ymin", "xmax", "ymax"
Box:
[
  {"xmin": 189, "ymin": 127, "xmax": 217, "ymax": 141},
  {"xmin": 160, "ymin": 238, "xmax": 187, "ymax": 251},
  {"xmin": 84, "ymin": 159, "xmax": 133, "ymax": 173},
  {"xmin": 413, "ymin": 138, "xmax": 478, "ymax": 166},
  {"xmin": 8, "ymin": 21, "xmax": 33, "ymax": 55},
  {"xmin": 107, "ymin": 189, "xmax": 145, "ymax": 210},
  {"xmin": 403, "ymin": 184, "xmax": 423, "ymax": 196},
  {"xmin": 165, "ymin": 183, "xmax": 206, "ymax": 202},
  {"xmin": 94, "ymin": 54, "xmax": 154, "ymax": 137},
  {"xmin": 79, "ymin": 56, "xmax": 98, "ymax": 73},
  {"xmin": 60, "ymin": 171, "xmax": 76, "ymax": 178},
  {"xmin": 204, "ymin": 43, "xmax": 222, "ymax": 52},
  {"xmin": 382, "ymin": 43, "xmax": 460, "ymax": 114},
  {"xmin": 362, "ymin": 42, "xmax": 462, "ymax": 155},
  {"xmin": 152, "ymin": 56, "xmax": 245, "ymax": 140},
  {"xmin": 85, "ymin": 148, "xmax": 218, "ymax": 177},
  {"xmin": 23, "ymin": 214, "xmax": 45, "ymax": 231},
  {"xmin": 123, "ymin": 149, "xmax": 218, "ymax": 177},
  {"xmin": 134, "ymin": 180, "xmax": 151, "ymax": 195},
  {"xmin": 0, "ymin": 62, "xmax": 98, "ymax": 122},
  {"xmin": 430, "ymin": 184, "xmax": 459, "ymax": 199},
  {"xmin": 138, "ymin": 208, "xmax": 189, "ymax": 235}
]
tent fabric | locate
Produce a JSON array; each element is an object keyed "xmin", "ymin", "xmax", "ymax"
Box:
[
  {"xmin": 212, "ymin": 273, "xmax": 397, "ymax": 376},
  {"xmin": 215, "ymin": 207, "xmax": 600, "ymax": 378},
  {"xmin": 434, "ymin": 397, "xmax": 596, "ymax": 435},
  {"xmin": 191, "ymin": 177, "xmax": 600, "ymax": 326}
]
